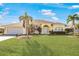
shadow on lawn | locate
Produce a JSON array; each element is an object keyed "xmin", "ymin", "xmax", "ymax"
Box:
[
  {"xmin": 22, "ymin": 40, "xmax": 53, "ymax": 56},
  {"xmin": 0, "ymin": 40, "xmax": 53, "ymax": 56}
]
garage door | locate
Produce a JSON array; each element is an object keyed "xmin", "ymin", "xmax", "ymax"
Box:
[{"xmin": 7, "ymin": 28, "xmax": 23, "ymax": 34}]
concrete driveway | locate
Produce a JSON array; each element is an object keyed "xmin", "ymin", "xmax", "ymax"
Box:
[{"xmin": 0, "ymin": 36, "xmax": 15, "ymax": 41}]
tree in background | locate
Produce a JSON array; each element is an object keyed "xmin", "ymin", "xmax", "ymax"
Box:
[
  {"xmin": 67, "ymin": 14, "xmax": 79, "ymax": 35},
  {"xmin": 77, "ymin": 24, "xmax": 79, "ymax": 29},
  {"xmin": 37, "ymin": 26, "xmax": 42, "ymax": 34}
]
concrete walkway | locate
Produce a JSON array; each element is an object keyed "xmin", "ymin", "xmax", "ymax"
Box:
[{"xmin": 0, "ymin": 36, "xmax": 15, "ymax": 41}]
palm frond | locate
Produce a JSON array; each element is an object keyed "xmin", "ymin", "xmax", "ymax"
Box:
[
  {"xmin": 19, "ymin": 16, "xmax": 24, "ymax": 21},
  {"xmin": 74, "ymin": 14, "xmax": 79, "ymax": 20},
  {"xmin": 67, "ymin": 15, "xmax": 72, "ymax": 23}
]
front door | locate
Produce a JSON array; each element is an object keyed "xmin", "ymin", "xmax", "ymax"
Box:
[{"xmin": 42, "ymin": 26, "xmax": 49, "ymax": 34}]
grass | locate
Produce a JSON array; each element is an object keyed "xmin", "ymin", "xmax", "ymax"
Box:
[{"xmin": 0, "ymin": 35, "xmax": 79, "ymax": 56}]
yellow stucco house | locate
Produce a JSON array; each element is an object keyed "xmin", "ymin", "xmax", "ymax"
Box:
[{"xmin": 0, "ymin": 19, "xmax": 66, "ymax": 35}]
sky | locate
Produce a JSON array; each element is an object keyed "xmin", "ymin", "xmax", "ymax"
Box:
[{"xmin": 0, "ymin": 3, "xmax": 79, "ymax": 25}]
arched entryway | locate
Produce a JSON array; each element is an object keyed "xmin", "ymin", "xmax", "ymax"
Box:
[{"xmin": 42, "ymin": 25, "xmax": 49, "ymax": 34}]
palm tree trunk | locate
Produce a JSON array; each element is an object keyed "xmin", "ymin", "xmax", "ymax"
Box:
[
  {"xmin": 25, "ymin": 20, "xmax": 27, "ymax": 35},
  {"xmin": 25, "ymin": 19, "xmax": 29, "ymax": 38},
  {"xmin": 25, "ymin": 20, "xmax": 28, "ymax": 35},
  {"xmin": 73, "ymin": 20, "xmax": 75, "ymax": 36},
  {"xmin": 22, "ymin": 20, "xmax": 26, "ymax": 35},
  {"xmin": 73, "ymin": 25, "xmax": 75, "ymax": 36}
]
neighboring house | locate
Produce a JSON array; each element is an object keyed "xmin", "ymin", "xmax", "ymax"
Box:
[{"xmin": 0, "ymin": 19, "xmax": 66, "ymax": 35}]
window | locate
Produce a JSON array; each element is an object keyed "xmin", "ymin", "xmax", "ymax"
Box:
[
  {"xmin": 55, "ymin": 28, "xmax": 57, "ymax": 31},
  {"xmin": 61, "ymin": 28, "xmax": 63, "ymax": 31},
  {"xmin": 54, "ymin": 27, "xmax": 63, "ymax": 31},
  {"xmin": 55, "ymin": 28, "xmax": 58, "ymax": 31}
]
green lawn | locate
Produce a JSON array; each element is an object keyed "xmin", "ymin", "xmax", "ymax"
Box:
[{"xmin": 0, "ymin": 35, "xmax": 79, "ymax": 56}]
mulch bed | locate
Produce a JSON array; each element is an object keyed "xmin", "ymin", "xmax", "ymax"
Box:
[{"xmin": 16, "ymin": 35, "xmax": 32, "ymax": 40}]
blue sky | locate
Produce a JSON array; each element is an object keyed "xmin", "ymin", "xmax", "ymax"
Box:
[{"xmin": 0, "ymin": 3, "xmax": 79, "ymax": 25}]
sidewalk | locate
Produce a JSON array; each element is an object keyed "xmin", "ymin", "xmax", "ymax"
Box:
[{"xmin": 0, "ymin": 36, "xmax": 15, "ymax": 41}]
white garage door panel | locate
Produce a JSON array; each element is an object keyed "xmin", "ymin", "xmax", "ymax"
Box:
[{"xmin": 7, "ymin": 28, "xmax": 23, "ymax": 34}]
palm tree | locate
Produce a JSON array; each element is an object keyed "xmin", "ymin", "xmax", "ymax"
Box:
[
  {"xmin": 67, "ymin": 14, "xmax": 79, "ymax": 35},
  {"xmin": 19, "ymin": 12, "xmax": 32, "ymax": 37},
  {"xmin": 76, "ymin": 21, "xmax": 79, "ymax": 29}
]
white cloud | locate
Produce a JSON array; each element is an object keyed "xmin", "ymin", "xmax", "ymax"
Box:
[
  {"xmin": 2, "ymin": 11, "xmax": 9, "ymax": 16},
  {"xmin": 0, "ymin": 15, "xmax": 3, "ymax": 19},
  {"xmin": 39, "ymin": 9, "xmax": 61, "ymax": 22},
  {"xmin": 0, "ymin": 11, "xmax": 9, "ymax": 16},
  {"xmin": 2, "ymin": 8, "xmax": 10, "ymax": 16},
  {"xmin": 0, "ymin": 8, "xmax": 10, "ymax": 19},
  {"xmin": 11, "ymin": 21, "xmax": 18, "ymax": 23},
  {"xmin": 5, "ymin": 8, "xmax": 10, "ymax": 11},
  {"xmin": 0, "ymin": 15, "xmax": 2, "ymax": 19},
  {"xmin": 75, "ymin": 12, "xmax": 79, "ymax": 15},
  {"xmin": 47, "ymin": 16, "xmax": 60, "ymax": 22},
  {"xmin": 39, "ymin": 9, "xmax": 56, "ymax": 16},
  {"xmin": 52, "ymin": 17, "xmax": 59, "ymax": 20},
  {"xmin": 0, "ymin": 3, "xmax": 4, "ymax": 6},
  {"xmin": 51, "ymin": 16, "xmax": 59, "ymax": 22},
  {"xmin": 39, "ymin": 9, "xmax": 63, "ymax": 23},
  {"xmin": 69, "ymin": 5, "xmax": 79, "ymax": 9}
]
